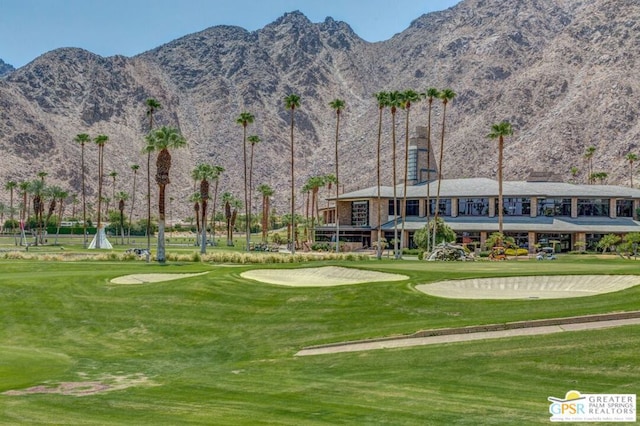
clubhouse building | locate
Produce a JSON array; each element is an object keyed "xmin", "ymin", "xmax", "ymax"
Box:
[{"xmin": 317, "ymin": 128, "xmax": 640, "ymax": 252}]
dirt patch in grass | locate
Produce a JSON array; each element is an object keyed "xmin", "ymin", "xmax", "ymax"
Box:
[
  {"xmin": 110, "ymin": 272, "xmax": 208, "ymax": 284},
  {"xmin": 416, "ymin": 275, "xmax": 640, "ymax": 299},
  {"xmin": 241, "ymin": 266, "xmax": 408, "ymax": 287},
  {"xmin": 2, "ymin": 373, "xmax": 157, "ymax": 397}
]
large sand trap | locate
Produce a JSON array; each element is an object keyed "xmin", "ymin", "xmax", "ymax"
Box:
[
  {"xmin": 416, "ymin": 275, "xmax": 640, "ymax": 299},
  {"xmin": 110, "ymin": 272, "xmax": 208, "ymax": 284},
  {"xmin": 240, "ymin": 266, "xmax": 408, "ymax": 287}
]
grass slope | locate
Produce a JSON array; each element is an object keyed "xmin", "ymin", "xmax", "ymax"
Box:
[{"xmin": 0, "ymin": 257, "xmax": 638, "ymax": 424}]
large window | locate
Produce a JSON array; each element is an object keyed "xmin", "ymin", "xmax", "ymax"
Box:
[
  {"xmin": 351, "ymin": 201, "xmax": 369, "ymax": 226},
  {"xmin": 616, "ymin": 199, "xmax": 634, "ymax": 217},
  {"xmin": 538, "ymin": 198, "xmax": 571, "ymax": 216},
  {"xmin": 388, "ymin": 200, "xmax": 400, "ymax": 216},
  {"xmin": 498, "ymin": 198, "xmax": 531, "ymax": 216},
  {"xmin": 428, "ymin": 199, "xmax": 451, "ymax": 216},
  {"xmin": 578, "ymin": 199, "xmax": 610, "ymax": 217},
  {"xmin": 406, "ymin": 199, "xmax": 420, "ymax": 216},
  {"xmin": 458, "ymin": 198, "xmax": 489, "ymax": 216}
]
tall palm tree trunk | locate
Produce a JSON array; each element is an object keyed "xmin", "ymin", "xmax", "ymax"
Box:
[
  {"xmin": 400, "ymin": 106, "xmax": 411, "ymax": 256},
  {"xmin": 81, "ymin": 145, "xmax": 87, "ymax": 248},
  {"xmin": 290, "ymin": 112, "xmax": 296, "ymax": 254},
  {"xmin": 376, "ymin": 103, "xmax": 384, "ymax": 260},
  {"xmin": 96, "ymin": 145, "xmax": 103, "ymax": 249},
  {"xmin": 128, "ymin": 170, "xmax": 137, "ymax": 244},
  {"xmin": 334, "ymin": 113, "xmax": 341, "ymax": 253},
  {"xmin": 146, "ymin": 151, "xmax": 151, "ymax": 257},
  {"xmin": 425, "ymin": 99, "xmax": 434, "ymax": 253},
  {"xmin": 242, "ymin": 126, "xmax": 250, "ymax": 252},
  {"xmin": 391, "ymin": 109, "xmax": 399, "ymax": 259},
  {"xmin": 498, "ymin": 136, "xmax": 504, "ymax": 235},
  {"xmin": 432, "ymin": 106, "xmax": 448, "ymax": 249}
]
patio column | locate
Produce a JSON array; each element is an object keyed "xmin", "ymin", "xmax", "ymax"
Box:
[
  {"xmin": 528, "ymin": 231, "xmax": 536, "ymax": 254},
  {"xmin": 609, "ymin": 198, "xmax": 617, "ymax": 218}
]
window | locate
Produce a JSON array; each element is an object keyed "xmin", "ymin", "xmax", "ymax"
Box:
[
  {"xmin": 578, "ymin": 199, "xmax": 610, "ymax": 217},
  {"xmin": 428, "ymin": 199, "xmax": 451, "ymax": 216},
  {"xmin": 538, "ymin": 198, "xmax": 571, "ymax": 216},
  {"xmin": 405, "ymin": 199, "xmax": 419, "ymax": 216},
  {"xmin": 616, "ymin": 199, "xmax": 634, "ymax": 217},
  {"xmin": 351, "ymin": 201, "xmax": 369, "ymax": 226},
  {"xmin": 500, "ymin": 198, "xmax": 531, "ymax": 216},
  {"xmin": 458, "ymin": 198, "xmax": 489, "ymax": 216},
  {"xmin": 407, "ymin": 146, "xmax": 417, "ymax": 181},
  {"xmin": 388, "ymin": 199, "xmax": 400, "ymax": 216}
]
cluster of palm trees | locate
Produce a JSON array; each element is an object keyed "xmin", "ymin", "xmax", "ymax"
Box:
[
  {"xmin": 2, "ymin": 173, "xmax": 70, "ymax": 246},
  {"xmin": 579, "ymin": 146, "xmax": 637, "ymax": 187},
  {"xmin": 371, "ymin": 88, "xmax": 456, "ymax": 259}
]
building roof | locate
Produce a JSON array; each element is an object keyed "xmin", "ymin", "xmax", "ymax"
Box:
[{"xmin": 336, "ymin": 178, "xmax": 640, "ymax": 200}]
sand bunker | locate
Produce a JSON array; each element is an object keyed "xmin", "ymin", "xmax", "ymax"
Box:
[
  {"xmin": 110, "ymin": 272, "xmax": 208, "ymax": 284},
  {"xmin": 241, "ymin": 266, "xmax": 408, "ymax": 287},
  {"xmin": 416, "ymin": 275, "xmax": 640, "ymax": 299}
]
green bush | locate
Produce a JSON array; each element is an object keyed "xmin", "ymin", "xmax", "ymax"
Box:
[{"xmin": 505, "ymin": 248, "xmax": 528, "ymax": 256}]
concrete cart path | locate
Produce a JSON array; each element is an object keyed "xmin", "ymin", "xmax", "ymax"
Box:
[{"xmin": 296, "ymin": 315, "xmax": 640, "ymax": 356}]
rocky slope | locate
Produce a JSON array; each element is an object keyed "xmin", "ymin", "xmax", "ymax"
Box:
[
  {"xmin": 0, "ymin": 0, "xmax": 638, "ymax": 220},
  {"xmin": 0, "ymin": 59, "xmax": 14, "ymax": 77}
]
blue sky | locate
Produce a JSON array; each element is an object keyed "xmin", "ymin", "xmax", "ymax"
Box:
[{"xmin": 1, "ymin": 0, "xmax": 461, "ymax": 68}]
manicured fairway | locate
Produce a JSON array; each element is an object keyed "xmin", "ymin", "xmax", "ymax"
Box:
[{"xmin": 1, "ymin": 257, "xmax": 638, "ymax": 424}]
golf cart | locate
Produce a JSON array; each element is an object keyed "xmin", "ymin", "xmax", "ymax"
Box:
[{"xmin": 536, "ymin": 246, "xmax": 556, "ymax": 260}]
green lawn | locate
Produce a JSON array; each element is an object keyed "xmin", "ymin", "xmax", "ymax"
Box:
[{"xmin": 0, "ymin": 255, "xmax": 638, "ymax": 424}]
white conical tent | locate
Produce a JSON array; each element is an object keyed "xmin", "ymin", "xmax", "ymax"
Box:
[{"xmin": 88, "ymin": 226, "xmax": 112, "ymax": 249}]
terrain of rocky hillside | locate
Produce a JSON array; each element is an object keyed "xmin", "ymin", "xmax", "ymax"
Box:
[{"xmin": 1, "ymin": 0, "xmax": 638, "ymax": 220}]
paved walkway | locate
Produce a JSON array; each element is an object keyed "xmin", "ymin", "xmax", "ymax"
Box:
[{"xmin": 296, "ymin": 314, "xmax": 640, "ymax": 356}]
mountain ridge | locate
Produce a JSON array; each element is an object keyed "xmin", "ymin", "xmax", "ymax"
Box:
[{"xmin": 1, "ymin": 0, "xmax": 638, "ymax": 221}]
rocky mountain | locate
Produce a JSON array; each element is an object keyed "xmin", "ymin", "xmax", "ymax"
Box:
[
  {"xmin": 1, "ymin": 0, "xmax": 639, "ymax": 221},
  {"xmin": 0, "ymin": 59, "xmax": 14, "ymax": 77}
]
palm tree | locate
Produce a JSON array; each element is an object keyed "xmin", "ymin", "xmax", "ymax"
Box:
[
  {"xmin": 284, "ymin": 94, "xmax": 301, "ymax": 254},
  {"xmin": 5, "ymin": 180, "xmax": 17, "ymax": 244},
  {"xmin": 189, "ymin": 192, "xmax": 202, "ymax": 241},
  {"xmin": 305, "ymin": 175, "xmax": 326, "ymax": 244},
  {"xmin": 74, "ymin": 133, "xmax": 90, "ymax": 247},
  {"xmin": 387, "ymin": 90, "xmax": 402, "ymax": 259},
  {"xmin": 423, "ymin": 88, "xmax": 440, "ymax": 253},
  {"xmin": 487, "ymin": 121, "xmax": 513, "ymax": 236},
  {"xmin": 145, "ymin": 126, "xmax": 187, "ymax": 263},
  {"xmin": 107, "ymin": 171, "xmax": 118, "ymax": 215},
  {"xmin": 625, "ymin": 152, "xmax": 638, "ymax": 187},
  {"xmin": 374, "ymin": 91, "xmax": 388, "ymax": 259},
  {"xmin": 257, "ymin": 184, "xmax": 274, "ymax": 242},
  {"xmin": 116, "ymin": 191, "xmax": 129, "ymax": 244},
  {"xmin": 570, "ymin": 166, "xmax": 580, "ymax": 183},
  {"xmin": 127, "ymin": 164, "xmax": 140, "ymax": 243},
  {"xmin": 44, "ymin": 185, "xmax": 62, "ymax": 230},
  {"xmin": 399, "ymin": 90, "xmax": 420, "ymax": 255},
  {"xmin": 18, "ymin": 181, "xmax": 29, "ymax": 245},
  {"xmin": 193, "ymin": 163, "xmax": 216, "ymax": 254},
  {"xmin": 222, "ymin": 192, "xmax": 241, "ymax": 246},
  {"xmin": 29, "ymin": 179, "xmax": 45, "ymax": 246},
  {"xmin": 145, "ymin": 98, "xmax": 162, "ymax": 258},
  {"xmin": 93, "ymin": 134, "xmax": 109, "ymax": 249},
  {"xmin": 209, "ymin": 165, "xmax": 225, "ymax": 245},
  {"xmin": 329, "ymin": 98, "xmax": 345, "ymax": 252},
  {"xmin": 432, "ymin": 88, "xmax": 456, "ymax": 250},
  {"xmin": 584, "ymin": 146, "xmax": 596, "ymax": 184},
  {"xmin": 52, "ymin": 187, "xmax": 68, "ymax": 245},
  {"xmin": 247, "ymin": 134, "xmax": 260, "ymax": 238},
  {"xmin": 236, "ymin": 112, "xmax": 255, "ymax": 252}
]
